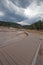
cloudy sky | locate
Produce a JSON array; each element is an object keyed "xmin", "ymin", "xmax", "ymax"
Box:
[{"xmin": 0, "ymin": 0, "xmax": 43, "ymax": 25}]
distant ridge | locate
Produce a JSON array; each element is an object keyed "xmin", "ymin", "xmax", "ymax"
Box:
[
  {"xmin": 0, "ymin": 20, "xmax": 43, "ymax": 30},
  {"xmin": 23, "ymin": 20, "xmax": 43, "ymax": 30},
  {"xmin": 0, "ymin": 21, "xmax": 22, "ymax": 28}
]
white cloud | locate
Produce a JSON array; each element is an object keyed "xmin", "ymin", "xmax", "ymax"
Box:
[
  {"xmin": 17, "ymin": 21, "xmax": 30, "ymax": 25},
  {"xmin": 7, "ymin": 0, "xmax": 43, "ymax": 19},
  {"xmin": 9, "ymin": 1, "xmax": 24, "ymax": 15},
  {"xmin": 0, "ymin": 0, "xmax": 43, "ymax": 24},
  {"xmin": 24, "ymin": 1, "xmax": 43, "ymax": 19},
  {"xmin": 2, "ymin": 0, "xmax": 24, "ymax": 16},
  {"xmin": 2, "ymin": 0, "xmax": 10, "ymax": 7},
  {"xmin": 0, "ymin": 11, "xmax": 5, "ymax": 17},
  {"xmin": 3, "ymin": 0, "xmax": 43, "ymax": 20}
]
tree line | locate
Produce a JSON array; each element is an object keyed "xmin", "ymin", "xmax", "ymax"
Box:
[
  {"xmin": 23, "ymin": 20, "xmax": 43, "ymax": 30},
  {"xmin": 0, "ymin": 21, "xmax": 22, "ymax": 28},
  {"xmin": 0, "ymin": 20, "xmax": 43, "ymax": 30}
]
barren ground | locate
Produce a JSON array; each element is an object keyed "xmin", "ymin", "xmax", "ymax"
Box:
[{"xmin": 0, "ymin": 27, "xmax": 43, "ymax": 65}]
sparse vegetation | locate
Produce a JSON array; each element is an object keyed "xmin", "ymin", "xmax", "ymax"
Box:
[
  {"xmin": 23, "ymin": 20, "xmax": 43, "ymax": 30},
  {"xmin": 0, "ymin": 20, "xmax": 43, "ymax": 30},
  {"xmin": 0, "ymin": 21, "xmax": 22, "ymax": 29}
]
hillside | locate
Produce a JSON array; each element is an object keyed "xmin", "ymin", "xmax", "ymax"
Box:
[
  {"xmin": 23, "ymin": 20, "xmax": 43, "ymax": 30},
  {"xmin": 0, "ymin": 20, "xmax": 43, "ymax": 30},
  {"xmin": 0, "ymin": 21, "xmax": 22, "ymax": 28}
]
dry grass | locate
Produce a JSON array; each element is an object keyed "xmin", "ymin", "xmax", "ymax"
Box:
[
  {"xmin": 0, "ymin": 26, "xmax": 43, "ymax": 35},
  {"xmin": 26, "ymin": 29, "xmax": 43, "ymax": 35}
]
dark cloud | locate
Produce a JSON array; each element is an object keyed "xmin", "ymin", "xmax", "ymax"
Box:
[
  {"xmin": 17, "ymin": 0, "xmax": 30, "ymax": 8},
  {"xmin": 0, "ymin": 0, "xmax": 43, "ymax": 25},
  {"xmin": 11, "ymin": 0, "xmax": 30, "ymax": 8}
]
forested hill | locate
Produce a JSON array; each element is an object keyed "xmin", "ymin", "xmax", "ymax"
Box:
[
  {"xmin": 0, "ymin": 20, "xmax": 43, "ymax": 30},
  {"xmin": 23, "ymin": 20, "xmax": 43, "ymax": 30},
  {"xmin": 0, "ymin": 21, "xmax": 22, "ymax": 28}
]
